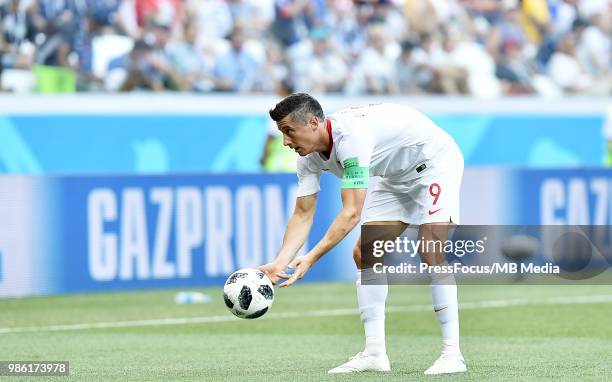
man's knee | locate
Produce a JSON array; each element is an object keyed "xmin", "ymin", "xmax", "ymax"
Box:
[{"xmin": 418, "ymin": 222, "xmax": 451, "ymax": 266}]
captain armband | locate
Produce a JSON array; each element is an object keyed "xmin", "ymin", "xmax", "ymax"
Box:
[{"xmin": 341, "ymin": 157, "xmax": 369, "ymax": 189}]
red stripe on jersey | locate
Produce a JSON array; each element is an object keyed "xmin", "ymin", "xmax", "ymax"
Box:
[{"xmin": 324, "ymin": 119, "xmax": 333, "ymax": 157}]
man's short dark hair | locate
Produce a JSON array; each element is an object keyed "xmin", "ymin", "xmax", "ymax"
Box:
[{"xmin": 269, "ymin": 93, "xmax": 325, "ymax": 124}]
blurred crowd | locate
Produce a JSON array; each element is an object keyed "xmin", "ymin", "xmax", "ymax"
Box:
[{"xmin": 0, "ymin": 0, "xmax": 610, "ymax": 96}]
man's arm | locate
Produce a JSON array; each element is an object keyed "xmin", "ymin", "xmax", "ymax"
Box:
[
  {"xmin": 259, "ymin": 193, "xmax": 317, "ymax": 282},
  {"xmin": 278, "ymin": 187, "xmax": 367, "ymax": 287},
  {"xmin": 306, "ymin": 188, "xmax": 366, "ymax": 264},
  {"xmin": 276, "ymin": 193, "xmax": 318, "ymax": 266}
]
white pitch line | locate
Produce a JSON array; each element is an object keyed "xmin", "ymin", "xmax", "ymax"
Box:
[{"xmin": 1, "ymin": 294, "xmax": 611, "ymax": 335}]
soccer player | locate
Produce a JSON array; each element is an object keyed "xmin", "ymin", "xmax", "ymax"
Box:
[{"xmin": 259, "ymin": 93, "xmax": 466, "ymax": 375}]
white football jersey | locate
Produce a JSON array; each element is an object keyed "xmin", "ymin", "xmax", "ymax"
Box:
[{"xmin": 296, "ymin": 103, "xmax": 458, "ymax": 197}]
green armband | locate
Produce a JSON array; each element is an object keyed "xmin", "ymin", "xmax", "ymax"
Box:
[{"xmin": 341, "ymin": 157, "xmax": 369, "ymax": 189}]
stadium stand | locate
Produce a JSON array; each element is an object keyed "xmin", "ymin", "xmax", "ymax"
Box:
[{"xmin": 0, "ymin": 0, "xmax": 609, "ymax": 96}]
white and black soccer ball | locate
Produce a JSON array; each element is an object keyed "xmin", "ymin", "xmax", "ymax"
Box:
[{"xmin": 223, "ymin": 268, "xmax": 274, "ymax": 319}]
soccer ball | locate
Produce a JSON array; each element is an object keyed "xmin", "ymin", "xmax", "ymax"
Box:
[{"xmin": 223, "ymin": 268, "xmax": 274, "ymax": 319}]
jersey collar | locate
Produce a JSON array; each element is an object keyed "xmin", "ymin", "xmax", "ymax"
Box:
[{"xmin": 322, "ymin": 118, "xmax": 333, "ymax": 158}]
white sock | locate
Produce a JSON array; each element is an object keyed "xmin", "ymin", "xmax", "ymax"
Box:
[
  {"xmin": 429, "ymin": 272, "xmax": 460, "ymax": 354},
  {"xmin": 357, "ymin": 269, "xmax": 388, "ymax": 356}
]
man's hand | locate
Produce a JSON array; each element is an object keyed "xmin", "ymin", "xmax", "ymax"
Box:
[
  {"xmin": 276, "ymin": 256, "xmax": 313, "ymax": 287},
  {"xmin": 258, "ymin": 262, "xmax": 286, "ymax": 285}
]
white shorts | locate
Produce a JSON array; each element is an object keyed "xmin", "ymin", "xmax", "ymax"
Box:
[{"xmin": 364, "ymin": 142, "xmax": 464, "ymax": 225}]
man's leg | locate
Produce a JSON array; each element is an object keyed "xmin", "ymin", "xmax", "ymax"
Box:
[
  {"xmin": 418, "ymin": 222, "xmax": 466, "ymax": 375},
  {"xmin": 328, "ymin": 221, "xmax": 407, "ymax": 374},
  {"xmin": 355, "ymin": 236, "xmax": 386, "ymax": 358}
]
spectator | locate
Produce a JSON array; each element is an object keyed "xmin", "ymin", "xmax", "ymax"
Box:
[
  {"xmin": 86, "ymin": 0, "xmax": 121, "ymax": 27},
  {"xmin": 299, "ymin": 27, "xmax": 348, "ymax": 93},
  {"xmin": 547, "ymin": 32, "xmax": 592, "ymax": 93},
  {"xmin": 270, "ymin": 0, "xmax": 310, "ymax": 47},
  {"xmin": 446, "ymin": 31, "xmax": 501, "ymax": 97},
  {"xmin": 115, "ymin": 0, "xmax": 141, "ymax": 38},
  {"xmin": 32, "ymin": 0, "xmax": 85, "ymax": 67},
  {"xmin": 576, "ymin": 14, "xmax": 610, "ymax": 77},
  {"xmin": 243, "ymin": 0, "xmax": 275, "ymax": 33},
  {"xmin": 257, "ymin": 38, "xmax": 287, "ymax": 93},
  {"xmin": 549, "ymin": 0, "xmax": 578, "ymax": 36},
  {"xmin": 106, "ymin": 39, "xmax": 163, "ymax": 91},
  {"xmin": 151, "ymin": 21, "xmax": 183, "ymax": 87},
  {"xmin": 370, "ymin": 0, "xmax": 405, "ymax": 40},
  {"xmin": 213, "ymin": 27, "xmax": 260, "ymax": 92},
  {"xmin": 496, "ymin": 5, "xmax": 528, "ymax": 49},
  {"xmin": 1, "ymin": 0, "xmax": 36, "ymax": 71},
  {"xmin": 403, "ymin": 0, "xmax": 437, "ymax": 35},
  {"xmin": 411, "ymin": 32, "xmax": 464, "ymax": 94},
  {"xmin": 518, "ymin": 0, "xmax": 551, "ymax": 45},
  {"xmin": 186, "ymin": 0, "xmax": 232, "ymax": 42},
  {"xmin": 226, "ymin": 0, "xmax": 274, "ymax": 37},
  {"xmin": 326, "ymin": 1, "xmax": 368, "ymax": 61},
  {"xmin": 135, "ymin": 0, "xmax": 181, "ymax": 28},
  {"xmin": 167, "ymin": 16, "xmax": 214, "ymax": 92},
  {"xmin": 353, "ymin": 24, "xmax": 399, "ymax": 94},
  {"xmin": 577, "ymin": 0, "xmax": 609, "ymax": 19},
  {"xmin": 495, "ymin": 37, "xmax": 536, "ymax": 94},
  {"xmin": 396, "ymin": 39, "xmax": 420, "ymax": 93},
  {"xmin": 0, "ymin": 0, "xmax": 609, "ymax": 96}
]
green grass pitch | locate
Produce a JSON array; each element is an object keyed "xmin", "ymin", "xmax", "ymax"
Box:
[{"xmin": 1, "ymin": 283, "xmax": 611, "ymax": 381}]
